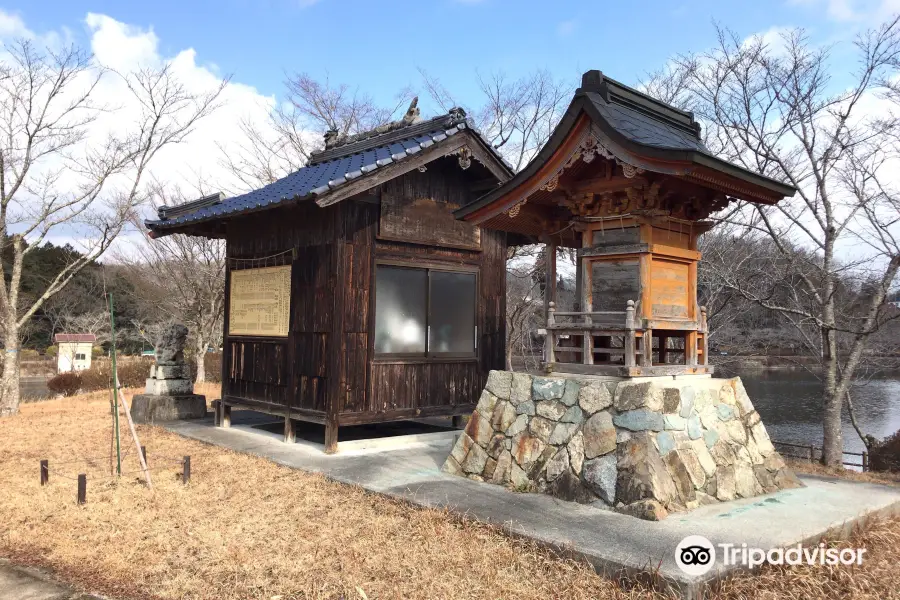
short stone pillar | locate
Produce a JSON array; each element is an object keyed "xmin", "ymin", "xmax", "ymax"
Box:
[{"xmin": 131, "ymin": 324, "xmax": 206, "ymax": 423}]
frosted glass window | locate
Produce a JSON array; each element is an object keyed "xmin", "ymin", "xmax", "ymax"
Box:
[
  {"xmin": 429, "ymin": 272, "xmax": 476, "ymax": 354},
  {"xmin": 374, "ymin": 267, "xmax": 426, "ymax": 354}
]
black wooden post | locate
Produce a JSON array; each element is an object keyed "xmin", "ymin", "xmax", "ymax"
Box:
[
  {"xmin": 77, "ymin": 474, "xmax": 86, "ymax": 505},
  {"xmin": 40, "ymin": 460, "xmax": 48, "ymax": 486},
  {"xmin": 141, "ymin": 446, "xmax": 147, "ymax": 466},
  {"xmin": 182, "ymin": 456, "xmax": 191, "ymax": 484}
]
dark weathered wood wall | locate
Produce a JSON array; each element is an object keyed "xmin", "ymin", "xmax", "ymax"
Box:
[{"xmin": 222, "ymin": 157, "xmax": 506, "ymax": 427}]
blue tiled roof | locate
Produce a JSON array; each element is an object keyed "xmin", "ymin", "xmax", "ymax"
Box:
[{"xmin": 146, "ymin": 111, "xmax": 504, "ymax": 232}]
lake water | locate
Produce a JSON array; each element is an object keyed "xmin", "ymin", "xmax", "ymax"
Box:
[{"xmin": 729, "ymin": 369, "xmax": 900, "ymax": 456}]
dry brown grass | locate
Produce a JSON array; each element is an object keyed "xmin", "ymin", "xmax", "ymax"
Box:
[
  {"xmin": 0, "ymin": 390, "xmax": 666, "ymax": 600},
  {"xmin": 785, "ymin": 457, "xmax": 900, "ymax": 486},
  {"xmin": 3, "ymin": 392, "xmax": 900, "ymax": 599}
]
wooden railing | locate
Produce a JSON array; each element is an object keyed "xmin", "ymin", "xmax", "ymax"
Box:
[
  {"xmin": 544, "ymin": 300, "xmax": 638, "ymax": 368},
  {"xmin": 772, "ymin": 440, "xmax": 870, "ymax": 471},
  {"xmin": 542, "ymin": 300, "xmax": 709, "ymax": 373}
]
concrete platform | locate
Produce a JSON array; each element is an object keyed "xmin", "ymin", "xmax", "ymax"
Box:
[
  {"xmin": 0, "ymin": 560, "xmax": 104, "ymax": 599},
  {"xmin": 164, "ymin": 411, "xmax": 900, "ymax": 598}
]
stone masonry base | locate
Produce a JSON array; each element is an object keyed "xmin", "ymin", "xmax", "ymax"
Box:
[{"xmin": 443, "ymin": 371, "xmax": 802, "ymax": 520}]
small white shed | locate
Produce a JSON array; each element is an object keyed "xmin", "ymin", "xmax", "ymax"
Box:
[{"xmin": 54, "ymin": 333, "xmax": 97, "ymax": 373}]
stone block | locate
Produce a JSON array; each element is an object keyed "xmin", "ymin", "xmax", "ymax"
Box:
[
  {"xmin": 687, "ymin": 415, "xmax": 703, "ymax": 440},
  {"xmin": 150, "ymin": 364, "xmax": 188, "ymax": 379},
  {"xmin": 490, "ymin": 401, "xmax": 517, "ymax": 432},
  {"xmin": 485, "ymin": 370, "xmax": 513, "ymax": 400},
  {"xmin": 483, "ymin": 457, "xmax": 498, "ymax": 480},
  {"xmin": 663, "ymin": 451, "xmax": 697, "ymax": 504},
  {"xmin": 547, "ymin": 469, "xmax": 596, "ymax": 503},
  {"xmin": 675, "ymin": 446, "xmax": 707, "ymax": 490},
  {"xmin": 545, "ymin": 448, "xmax": 569, "ymax": 482},
  {"xmin": 710, "ymin": 440, "xmax": 736, "ymax": 466},
  {"xmin": 560, "ymin": 379, "xmax": 581, "ymax": 406},
  {"xmin": 515, "ymin": 400, "xmax": 536, "ymax": 416},
  {"xmin": 155, "ymin": 323, "xmax": 188, "ymax": 365},
  {"xmin": 442, "ymin": 455, "xmax": 463, "ymax": 475},
  {"xmin": 655, "ymin": 431, "xmax": 676, "ymax": 455},
  {"xmin": 703, "ymin": 429, "xmax": 719, "ymax": 448},
  {"xmin": 578, "ymin": 381, "xmax": 612, "ymax": 414},
  {"xmin": 583, "ymin": 411, "xmax": 616, "ymax": 458},
  {"xmin": 505, "ymin": 414, "xmax": 529, "ymax": 437},
  {"xmin": 750, "ymin": 420, "xmax": 776, "ymax": 457},
  {"xmin": 491, "ymin": 450, "xmax": 513, "ymax": 484},
  {"xmin": 688, "ymin": 438, "xmax": 718, "ymax": 477},
  {"xmin": 509, "ymin": 462, "xmax": 530, "ymax": 489},
  {"xmin": 613, "ymin": 409, "xmax": 664, "ymax": 432},
  {"xmin": 130, "ymin": 394, "xmax": 206, "ymax": 424},
  {"xmin": 717, "ymin": 403, "xmax": 735, "ymax": 421},
  {"xmin": 614, "ymin": 381, "xmax": 661, "ymax": 411},
  {"xmin": 618, "ymin": 499, "xmax": 668, "ymax": 521},
  {"xmin": 719, "ymin": 383, "xmax": 737, "ymax": 405},
  {"xmin": 512, "ymin": 433, "xmax": 546, "ymax": 470},
  {"xmin": 532, "ymin": 377, "xmax": 565, "ymax": 401},
  {"xmin": 567, "ymin": 431, "xmax": 584, "ymax": 474},
  {"xmin": 536, "ymin": 400, "xmax": 567, "ymax": 421},
  {"xmin": 462, "ymin": 443, "xmax": 489, "ymax": 474},
  {"xmin": 617, "ymin": 433, "xmax": 679, "ymax": 506},
  {"xmin": 663, "ymin": 414, "xmax": 686, "ymax": 430},
  {"xmin": 144, "ymin": 378, "xmax": 193, "ymax": 396},
  {"xmin": 510, "ymin": 372, "xmax": 533, "ymax": 405},
  {"xmin": 679, "ymin": 386, "xmax": 695, "ymax": 418},
  {"xmin": 661, "ymin": 388, "xmax": 681, "ymax": 413},
  {"xmin": 449, "ymin": 433, "xmax": 474, "ymax": 465},
  {"xmin": 722, "ymin": 419, "xmax": 748, "ymax": 445},
  {"xmin": 716, "ymin": 466, "xmax": 736, "ymax": 501},
  {"xmin": 464, "ymin": 412, "xmax": 493, "ymax": 446},
  {"xmin": 549, "ymin": 422, "xmax": 579, "ymax": 445},
  {"xmin": 697, "ymin": 405, "xmax": 718, "ymax": 429},
  {"xmin": 583, "ymin": 454, "xmax": 617, "ymax": 504},
  {"xmin": 734, "ymin": 462, "xmax": 761, "ymax": 498},
  {"xmin": 486, "ymin": 434, "xmax": 506, "ymax": 459},
  {"xmin": 560, "ymin": 404, "xmax": 583, "ymax": 423},
  {"xmin": 475, "ymin": 390, "xmax": 498, "ymax": 419},
  {"xmin": 528, "ymin": 416, "xmax": 554, "ymax": 443}
]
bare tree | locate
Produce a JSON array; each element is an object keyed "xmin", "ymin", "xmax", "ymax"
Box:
[
  {"xmin": 0, "ymin": 40, "xmax": 225, "ymax": 416},
  {"xmin": 219, "ymin": 74, "xmax": 413, "ymax": 193},
  {"xmin": 419, "ymin": 68, "xmax": 570, "ymax": 171},
  {"xmin": 644, "ymin": 20, "xmax": 900, "ymax": 465},
  {"xmin": 124, "ymin": 190, "xmax": 225, "ymax": 383}
]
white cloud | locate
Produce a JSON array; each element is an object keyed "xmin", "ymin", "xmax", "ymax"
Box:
[
  {"xmin": 0, "ymin": 10, "xmax": 284, "ymax": 257},
  {"xmin": 0, "ymin": 10, "xmax": 31, "ymax": 37}
]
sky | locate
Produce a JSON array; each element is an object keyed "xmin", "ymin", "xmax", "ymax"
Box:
[
  {"xmin": 1, "ymin": 0, "xmax": 899, "ymax": 254},
  {"xmin": 5, "ymin": 0, "xmax": 898, "ymax": 114}
]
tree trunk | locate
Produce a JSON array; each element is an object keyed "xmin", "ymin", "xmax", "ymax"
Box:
[
  {"xmin": 0, "ymin": 328, "xmax": 22, "ymax": 417},
  {"xmin": 194, "ymin": 346, "xmax": 206, "ymax": 384},
  {"xmin": 821, "ymin": 327, "xmax": 844, "ymax": 466}
]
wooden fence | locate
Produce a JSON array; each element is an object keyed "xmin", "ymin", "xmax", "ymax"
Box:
[{"xmin": 772, "ymin": 439, "xmax": 869, "ymax": 471}]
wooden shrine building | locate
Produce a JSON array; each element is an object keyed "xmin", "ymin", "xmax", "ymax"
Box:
[
  {"xmin": 456, "ymin": 70, "xmax": 795, "ymax": 376},
  {"xmin": 146, "ymin": 101, "xmax": 513, "ymax": 451}
]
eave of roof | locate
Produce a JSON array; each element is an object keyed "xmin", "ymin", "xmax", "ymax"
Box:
[
  {"xmin": 145, "ymin": 113, "xmax": 512, "ymax": 235},
  {"xmin": 455, "ymin": 71, "xmax": 796, "ymax": 222}
]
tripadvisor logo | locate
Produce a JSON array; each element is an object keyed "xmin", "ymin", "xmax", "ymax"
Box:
[
  {"xmin": 675, "ymin": 535, "xmax": 868, "ymax": 575},
  {"xmin": 675, "ymin": 535, "xmax": 716, "ymax": 576}
]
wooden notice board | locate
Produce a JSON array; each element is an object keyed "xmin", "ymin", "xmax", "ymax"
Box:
[{"xmin": 228, "ymin": 265, "xmax": 291, "ymax": 337}]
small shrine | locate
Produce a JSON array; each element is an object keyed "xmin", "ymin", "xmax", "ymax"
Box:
[
  {"xmin": 444, "ymin": 70, "xmax": 801, "ymax": 518},
  {"xmin": 456, "ymin": 70, "xmax": 795, "ymax": 377}
]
